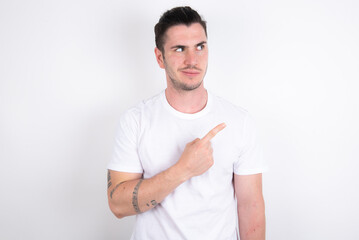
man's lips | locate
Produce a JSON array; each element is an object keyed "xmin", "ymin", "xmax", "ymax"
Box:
[{"xmin": 181, "ymin": 70, "xmax": 201, "ymax": 77}]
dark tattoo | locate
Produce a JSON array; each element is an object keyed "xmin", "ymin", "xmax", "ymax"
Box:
[
  {"xmin": 107, "ymin": 171, "xmax": 112, "ymax": 189},
  {"xmin": 132, "ymin": 179, "xmax": 143, "ymax": 213},
  {"xmin": 146, "ymin": 203, "xmax": 150, "ymax": 207},
  {"xmin": 151, "ymin": 200, "xmax": 157, "ymax": 206},
  {"xmin": 110, "ymin": 182, "xmax": 125, "ymax": 199}
]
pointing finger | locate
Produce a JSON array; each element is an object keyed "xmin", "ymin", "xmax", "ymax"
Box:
[{"xmin": 201, "ymin": 123, "xmax": 226, "ymax": 143}]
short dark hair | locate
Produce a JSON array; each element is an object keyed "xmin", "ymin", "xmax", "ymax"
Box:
[{"xmin": 154, "ymin": 6, "xmax": 207, "ymax": 52}]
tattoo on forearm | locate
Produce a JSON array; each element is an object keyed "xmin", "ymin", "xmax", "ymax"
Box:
[
  {"xmin": 132, "ymin": 179, "xmax": 143, "ymax": 213},
  {"xmin": 145, "ymin": 200, "xmax": 158, "ymax": 208},
  {"xmin": 107, "ymin": 171, "xmax": 112, "ymax": 189},
  {"xmin": 110, "ymin": 182, "xmax": 124, "ymax": 199}
]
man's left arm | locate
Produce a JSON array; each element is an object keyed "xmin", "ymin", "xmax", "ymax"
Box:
[{"xmin": 234, "ymin": 173, "xmax": 265, "ymax": 240}]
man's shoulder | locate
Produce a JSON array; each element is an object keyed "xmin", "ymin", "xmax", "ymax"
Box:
[{"xmin": 120, "ymin": 91, "xmax": 164, "ymax": 119}]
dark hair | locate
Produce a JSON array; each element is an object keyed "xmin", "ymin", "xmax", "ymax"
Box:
[{"xmin": 154, "ymin": 6, "xmax": 207, "ymax": 52}]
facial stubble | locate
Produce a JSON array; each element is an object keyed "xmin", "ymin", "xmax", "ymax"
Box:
[{"xmin": 164, "ymin": 58, "xmax": 207, "ymax": 92}]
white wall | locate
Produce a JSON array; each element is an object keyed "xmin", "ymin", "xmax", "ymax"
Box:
[{"xmin": 1, "ymin": 0, "xmax": 358, "ymax": 239}]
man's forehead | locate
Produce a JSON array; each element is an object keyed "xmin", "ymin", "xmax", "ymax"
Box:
[{"xmin": 163, "ymin": 23, "xmax": 207, "ymax": 46}]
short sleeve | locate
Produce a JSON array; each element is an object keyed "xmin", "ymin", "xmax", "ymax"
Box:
[
  {"xmin": 107, "ymin": 109, "xmax": 143, "ymax": 173},
  {"xmin": 233, "ymin": 113, "xmax": 268, "ymax": 175}
]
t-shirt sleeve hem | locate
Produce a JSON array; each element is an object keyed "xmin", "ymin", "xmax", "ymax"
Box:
[
  {"xmin": 234, "ymin": 167, "xmax": 269, "ymax": 175},
  {"xmin": 107, "ymin": 163, "xmax": 143, "ymax": 173}
]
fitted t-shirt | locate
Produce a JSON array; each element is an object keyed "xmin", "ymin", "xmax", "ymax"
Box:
[{"xmin": 108, "ymin": 90, "xmax": 267, "ymax": 240}]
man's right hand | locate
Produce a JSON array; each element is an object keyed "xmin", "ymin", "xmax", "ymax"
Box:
[{"xmin": 176, "ymin": 123, "xmax": 226, "ymax": 179}]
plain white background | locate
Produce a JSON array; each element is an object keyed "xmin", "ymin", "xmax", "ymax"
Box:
[{"xmin": 1, "ymin": 0, "xmax": 358, "ymax": 239}]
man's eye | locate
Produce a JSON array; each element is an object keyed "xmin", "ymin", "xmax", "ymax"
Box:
[
  {"xmin": 197, "ymin": 45, "xmax": 204, "ymax": 50},
  {"xmin": 175, "ymin": 47, "xmax": 184, "ymax": 52}
]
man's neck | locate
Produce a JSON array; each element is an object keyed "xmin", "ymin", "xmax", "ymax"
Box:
[{"xmin": 165, "ymin": 86, "xmax": 208, "ymax": 114}]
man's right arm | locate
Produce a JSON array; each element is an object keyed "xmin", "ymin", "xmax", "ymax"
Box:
[
  {"xmin": 107, "ymin": 123, "xmax": 226, "ymax": 218},
  {"xmin": 107, "ymin": 164, "xmax": 186, "ymax": 218}
]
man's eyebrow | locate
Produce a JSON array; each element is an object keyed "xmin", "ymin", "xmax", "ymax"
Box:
[
  {"xmin": 196, "ymin": 41, "xmax": 207, "ymax": 46},
  {"xmin": 170, "ymin": 45, "xmax": 186, "ymax": 49},
  {"xmin": 170, "ymin": 41, "xmax": 207, "ymax": 50}
]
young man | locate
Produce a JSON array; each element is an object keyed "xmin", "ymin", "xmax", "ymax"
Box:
[{"xmin": 107, "ymin": 6, "xmax": 267, "ymax": 240}]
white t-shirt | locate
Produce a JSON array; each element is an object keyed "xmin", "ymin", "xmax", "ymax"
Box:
[{"xmin": 108, "ymin": 90, "xmax": 267, "ymax": 240}]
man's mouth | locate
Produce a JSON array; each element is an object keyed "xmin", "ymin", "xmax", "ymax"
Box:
[{"xmin": 181, "ymin": 70, "xmax": 201, "ymax": 77}]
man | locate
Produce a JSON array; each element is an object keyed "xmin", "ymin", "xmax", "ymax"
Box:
[{"xmin": 107, "ymin": 6, "xmax": 267, "ymax": 240}]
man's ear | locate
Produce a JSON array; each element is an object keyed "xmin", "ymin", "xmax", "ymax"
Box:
[{"xmin": 154, "ymin": 47, "xmax": 165, "ymax": 69}]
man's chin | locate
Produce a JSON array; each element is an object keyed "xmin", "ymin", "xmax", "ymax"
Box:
[
  {"xmin": 181, "ymin": 85, "xmax": 201, "ymax": 91},
  {"xmin": 179, "ymin": 80, "xmax": 203, "ymax": 91},
  {"xmin": 169, "ymin": 76, "xmax": 204, "ymax": 92}
]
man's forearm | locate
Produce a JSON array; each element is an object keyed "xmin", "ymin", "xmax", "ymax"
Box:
[
  {"xmin": 108, "ymin": 164, "xmax": 187, "ymax": 218},
  {"xmin": 238, "ymin": 198, "xmax": 266, "ymax": 240}
]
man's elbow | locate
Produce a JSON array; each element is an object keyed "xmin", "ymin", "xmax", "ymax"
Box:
[
  {"xmin": 112, "ymin": 210, "xmax": 125, "ymax": 219},
  {"xmin": 109, "ymin": 202, "xmax": 128, "ymax": 219}
]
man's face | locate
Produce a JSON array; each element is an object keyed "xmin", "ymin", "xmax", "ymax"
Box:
[{"xmin": 155, "ymin": 23, "xmax": 208, "ymax": 91}]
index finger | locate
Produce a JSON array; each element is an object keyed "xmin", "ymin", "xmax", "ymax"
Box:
[{"xmin": 201, "ymin": 123, "xmax": 226, "ymax": 143}]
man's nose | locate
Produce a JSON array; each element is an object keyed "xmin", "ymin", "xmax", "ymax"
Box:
[{"xmin": 184, "ymin": 50, "xmax": 197, "ymax": 66}]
